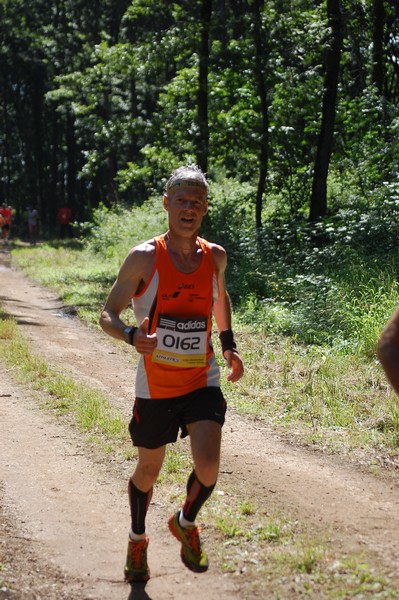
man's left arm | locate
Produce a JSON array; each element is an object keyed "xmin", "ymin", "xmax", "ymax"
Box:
[{"xmin": 211, "ymin": 244, "xmax": 244, "ymax": 382}]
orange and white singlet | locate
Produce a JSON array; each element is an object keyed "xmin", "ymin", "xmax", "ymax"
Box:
[{"xmin": 132, "ymin": 234, "xmax": 220, "ymax": 398}]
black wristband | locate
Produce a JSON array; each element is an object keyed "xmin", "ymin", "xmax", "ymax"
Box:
[
  {"xmin": 123, "ymin": 326, "xmax": 138, "ymax": 346},
  {"xmin": 219, "ymin": 328, "xmax": 238, "ymax": 355}
]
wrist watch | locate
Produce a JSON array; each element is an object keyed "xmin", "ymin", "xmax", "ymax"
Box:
[{"xmin": 123, "ymin": 326, "xmax": 137, "ymax": 346}]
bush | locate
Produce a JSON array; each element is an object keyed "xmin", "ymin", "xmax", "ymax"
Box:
[{"xmin": 83, "ymin": 199, "xmax": 167, "ymax": 261}]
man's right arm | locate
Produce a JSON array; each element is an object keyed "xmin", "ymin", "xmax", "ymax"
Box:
[{"xmin": 99, "ymin": 243, "xmax": 157, "ymax": 354}]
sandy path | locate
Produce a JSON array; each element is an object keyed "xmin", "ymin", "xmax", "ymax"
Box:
[{"xmin": 1, "ymin": 246, "xmax": 399, "ymax": 599}]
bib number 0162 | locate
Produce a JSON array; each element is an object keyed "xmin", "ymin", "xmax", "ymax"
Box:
[{"xmin": 162, "ymin": 334, "xmax": 200, "ymax": 351}]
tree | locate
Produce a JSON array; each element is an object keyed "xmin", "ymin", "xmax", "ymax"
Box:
[
  {"xmin": 384, "ymin": 1, "xmax": 399, "ymax": 103},
  {"xmin": 309, "ymin": 0, "xmax": 343, "ymax": 221},
  {"xmin": 251, "ymin": 0, "xmax": 269, "ymax": 229},
  {"xmin": 372, "ymin": 0, "xmax": 385, "ymax": 94},
  {"xmin": 197, "ymin": 0, "xmax": 212, "ymax": 173}
]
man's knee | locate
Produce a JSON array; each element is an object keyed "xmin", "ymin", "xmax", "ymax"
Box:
[
  {"xmin": 133, "ymin": 452, "xmax": 165, "ymax": 488},
  {"xmin": 136, "ymin": 461, "xmax": 162, "ymax": 482},
  {"xmin": 194, "ymin": 455, "xmax": 220, "ymax": 486}
]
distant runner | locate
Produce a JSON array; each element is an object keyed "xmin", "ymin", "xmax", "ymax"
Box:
[
  {"xmin": 57, "ymin": 204, "xmax": 73, "ymax": 238},
  {"xmin": 27, "ymin": 206, "xmax": 39, "ymax": 244},
  {"xmin": 0, "ymin": 203, "xmax": 12, "ymax": 243}
]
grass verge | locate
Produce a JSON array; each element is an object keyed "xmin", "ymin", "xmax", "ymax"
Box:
[{"xmin": 0, "ymin": 307, "xmax": 134, "ymax": 461}]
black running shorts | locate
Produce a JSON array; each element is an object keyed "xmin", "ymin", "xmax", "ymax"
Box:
[{"xmin": 129, "ymin": 386, "xmax": 227, "ymax": 449}]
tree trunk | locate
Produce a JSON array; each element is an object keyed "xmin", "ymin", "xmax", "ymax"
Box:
[
  {"xmin": 197, "ymin": 0, "xmax": 212, "ymax": 174},
  {"xmin": 1, "ymin": 68, "xmax": 12, "ymax": 204},
  {"xmin": 32, "ymin": 70, "xmax": 45, "ymax": 223},
  {"xmin": 309, "ymin": 0, "xmax": 342, "ymax": 222},
  {"xmin": 372, "ymin": 0, "xmax": 385, "ymax": 94},
  {"xmin": 49, "ymin": 107, "xmax": 61, "ymax": 230},
  {"xmin": 252, "ymin": 0, "xmax": 269, "ymax": 230},
  {"xmin": 66, "ymin": 111, "xmax": 77, "ymax": 211}
]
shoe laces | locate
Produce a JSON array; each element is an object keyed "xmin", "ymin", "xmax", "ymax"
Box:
[
  {"xmin": 184, "ymin": 526, "xmax": 202, "ymax": 555},
  {"xmin": 129, "ymin": 538, "xmax": 147, "ymax": 567}
]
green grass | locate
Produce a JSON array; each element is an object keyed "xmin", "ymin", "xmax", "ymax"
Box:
[
  {"xmin": 11, "ymin": 243, "xmax": 116, "ymax": 327},
  {"xmin": 157, "ymin": 446, "xmax": 193, "ymax": 484},
  {"xmin": 203, "ymin": 492, "xmax": 398, "ymax": 598},
  {"xmin": 10, "ymin": 241, "xmax": 399, "ymax": 460},
  {"xmin": 221, "ymin": 330, "xmax": 399, "ymax": 457}
]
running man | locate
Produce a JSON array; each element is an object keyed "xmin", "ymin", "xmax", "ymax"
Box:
[{"xmin": 100, "ymin": 165, "xmax": 244, "ymax": 582}]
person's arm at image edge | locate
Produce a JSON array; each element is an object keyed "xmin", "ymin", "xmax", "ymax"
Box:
[{"xmin": 377, "ymin": 306, "xmax": 399, "ymax": 395}]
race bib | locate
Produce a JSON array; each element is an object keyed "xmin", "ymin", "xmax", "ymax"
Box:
[{"xmin": 153, "ymin": 314, "xmax": 208, "ymax": 367}]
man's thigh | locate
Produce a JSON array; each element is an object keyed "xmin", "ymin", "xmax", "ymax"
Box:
[
  {"xmin": 129, "ymin": 397, "xmax": 181, "ymax": 448},
  {"xmin": 181, "ymin": 386, "xmax": 226, "ymax": 429}
]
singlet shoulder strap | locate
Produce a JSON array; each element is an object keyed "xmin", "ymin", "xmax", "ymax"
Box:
[{"xmin": 154, "ymin": 233, "xmax": 167, "ymax": 245}]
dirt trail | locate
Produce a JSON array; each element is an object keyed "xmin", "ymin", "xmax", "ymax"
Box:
[{"xmin": 1, "ymin": 246, "xmax": 399, "ymax": 599}]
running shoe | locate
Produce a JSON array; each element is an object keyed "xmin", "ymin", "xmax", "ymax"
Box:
[
  {"xmin": 168, "ymin": 511, "xmax": 209, "ymax": 572},
  {"xmin": 124, "ymin": 536, "xmax": 150, "ymax": 582}
]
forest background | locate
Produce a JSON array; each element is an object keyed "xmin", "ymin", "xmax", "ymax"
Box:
[
  {"xmin": 2, "ymin": 1, "xmax": 399, "ymax": 450},
  {"xmin": 1, "ymin": 0, "xmax": 398, "ymax": 228}
]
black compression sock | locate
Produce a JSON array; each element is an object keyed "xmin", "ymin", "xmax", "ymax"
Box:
[
  {"xmin": 182, "ymin": 470, "xmax": 215, "ymax": 522},
  {"xmin": 128, "ymin": 479, "xmax": 153, "ymax": 535}
]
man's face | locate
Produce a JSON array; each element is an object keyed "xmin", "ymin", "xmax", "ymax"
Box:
[{"xmin": 164, "ymin": 186, "xmax": 208, "ymax": 235}]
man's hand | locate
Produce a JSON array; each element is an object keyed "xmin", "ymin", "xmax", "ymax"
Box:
[
  {"xmin": 223, "ymin": 350, "xmax": 244, "ymax": 382},
  {"xmin": 134, "ymin": 317, "xmax": 158, "ymax": 355}
]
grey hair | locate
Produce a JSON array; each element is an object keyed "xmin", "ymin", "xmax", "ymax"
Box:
[{"xmin": 165, "ymin": 165, "xmax": 209, "ymax": 195}]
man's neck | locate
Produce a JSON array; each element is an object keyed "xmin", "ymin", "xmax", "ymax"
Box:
[{"xmin": 164, "ymin": 231, "xmax": 202, "ymax": 272}]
